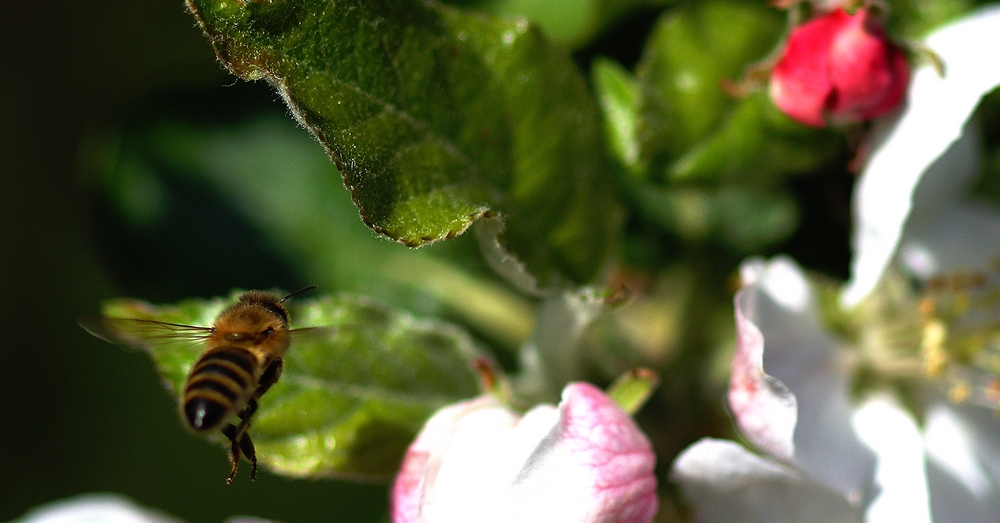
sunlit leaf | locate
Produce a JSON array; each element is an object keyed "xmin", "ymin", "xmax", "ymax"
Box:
[
  {"xmin": 103, "ymin": 94, "xmax": 536, "ymax": 350},
  {"xmin": 186, "ymin": 0, "xmax": 619, "ymax": 284},
  {"xmin": 100, "ymin": 291, "xmax": 486, "ymax": 481}
]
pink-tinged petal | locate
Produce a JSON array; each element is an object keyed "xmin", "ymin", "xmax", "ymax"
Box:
[
  {"xmin": 671, "ymin": 438, "xmax": 860, "ymax": 523},
  {"xmin": 391, "ymin": 383, "xmax": 657, "ymax": 523},
  {"xmin": 733, "ymin": 257, "xmax": 876, "ymax": 500},
  {"xmin": 730, "ymin": 282, "xmax": 797, "ymax": 461},
  {"xmin": 507, "ymin": 383, "xmax": 658, "ymax": 523},
  {"xmin": 391, "ymin": 395, "xmax": 522, "ymax": 523},
  {"xmin": 844, "ymin": 5, "xmax": 1000, "ymax": 306}
]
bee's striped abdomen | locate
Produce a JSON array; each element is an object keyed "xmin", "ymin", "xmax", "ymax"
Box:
[{"xmin": 183, "ymin": 346, "xmax": 257, "ymax": 432}]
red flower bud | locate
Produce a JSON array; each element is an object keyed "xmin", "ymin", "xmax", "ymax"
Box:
[{"xmin": 770, "ymin": 8, "xmax": 909, "ymax": 127}]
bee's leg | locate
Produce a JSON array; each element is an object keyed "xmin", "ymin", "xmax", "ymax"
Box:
[
  {"xmin": 221, "ymin": 396, "xmax": 259, "ymax": 484},
  {"xmin": 237, "ymin": 430, "xmax": 258, "ymax": 481},
  {"xmin": 255, "ymin": 358, "xmax": 283, "ymax": 398},
  {"xmin": 222, "ymin": 423, "xmax": 241, "ymax": 484},
  {"xmin": 234, "ymin": 358, "xmax": 281, "ymax": 482},
  {"xmin": 220, "ymin": 359, "xmax": 282, "ymax": 484}
]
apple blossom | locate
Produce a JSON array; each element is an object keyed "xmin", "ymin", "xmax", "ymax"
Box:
[
  {"xmin": 674, "ymin": 256, "xmax": 1000, "ymax": 522},
  {"xmin": 673, "ymin": 7, "xmax": 1000, "ymax": 521},
  {"xmin": 390, "ymin": 382, "xmax": 657, "ymax": 523},
  {"xmin": 769, "ymin": 7, "xmax": 909, "ymax": 127}
]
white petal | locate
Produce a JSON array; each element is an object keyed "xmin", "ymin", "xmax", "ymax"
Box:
[
  {"xmin": 851, "ymin": 396, "xmax": 931, "ymax": 523},
  {"xmin": 517, "ymin": 289, "xmax": 605, "ymax": 401},
  {"xmin": 925, "ymin": 403, "xmax": 1000, "ymax": 522},
  {"xmin": 11, "ymin": 494, "xmax": 183, "ymax": 523},
  {"xmin": 671, "ymin": 438, "xmax": 861, "ymax": 523},
  {"xmin": 843, "ymin": 4, "xmax": 1000, "ymax": 305},
  {"xmin": 899, "ymin": 200, "xmax": 1000, "ymax": 279}
]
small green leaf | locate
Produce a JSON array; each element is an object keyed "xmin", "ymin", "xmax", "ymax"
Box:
[
  {"xmin": 606, "ymin": 368, "xmax": 659, "ymax": 415},
  {"xmin": 593, "ymin": 57, "xmax": 643, "ymax": 177},
  {"xmin": 186, "ymin": 0, "xmax": 619, "ymax": 284},
  {"xmin": 101, "ymin": 291, "xmax": 486, "ymax": 480}
]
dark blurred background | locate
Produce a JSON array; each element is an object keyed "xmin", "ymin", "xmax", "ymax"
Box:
[{"xmin": 0, "ymin": 2, "xmax": 387, "ymax": 521}]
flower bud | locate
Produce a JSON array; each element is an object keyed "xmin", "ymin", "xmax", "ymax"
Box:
[
  {"xmin": 390, "ymin": 383, "xmax": 658, "ymax": 523},
  {"xmin": 770, "ymin": 8, "xmax": 909, "ymax": 127}
]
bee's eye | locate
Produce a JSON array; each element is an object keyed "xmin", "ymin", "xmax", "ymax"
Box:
[{"xmin": 262, "ymin": 326, "xmax": 275, "ymax": 337}]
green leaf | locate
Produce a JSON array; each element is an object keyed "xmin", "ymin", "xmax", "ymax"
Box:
[
  {"xmin": 124, "ymin": 103, "xmax": 534, "ymax": 350},
  {"xmin": 472, "ymin": 0, "xmax": 672, "ymax": 47},
  {"xmin": 100, "ymin": 291, "xmax": 486, "ymax": 480},
  {"xmin": 186, "ymin": 0, "xmax": 619, "ymax": 284},
  {"xmin": 667, "ymin": 91, "xmax": 844, "ymax": 184},
  {"xmin": 606, "ymin": 368, "xmax": 659, "ymax": 415},
  {"xmin": 592, "ymin": 57, "xmax": 643, "ymax": 177},
  {"xmin": 635, "ymin": 0, "xmax": 784, "ymax": 178},
  {"xmin": 632, "ymin": 183, "xmax": 798, "ymax": 251}
]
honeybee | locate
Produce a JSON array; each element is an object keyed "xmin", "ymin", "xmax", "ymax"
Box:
[{"xmin": 79, "ymin": 286, "xmax": 318, "ymax": 483}]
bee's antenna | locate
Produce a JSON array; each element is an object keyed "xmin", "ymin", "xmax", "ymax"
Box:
[{"xmin": 280, "ymin": 285, "xmax": 318, "ymax": 303}]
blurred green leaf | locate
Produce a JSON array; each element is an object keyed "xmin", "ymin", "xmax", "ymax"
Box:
[
  {"xmin": 101, "ymin": 290, "xmax": 486, "ymax": 480},
  {"xmin": 635, "ymin": 0, "xmax": 784, "ymax": 178},
  {"xmin": 633, "ymin": 183, "xmax": 798, "ymax": 251},
  {"xmin": 667, "ymin": 91, "xmax": 844, "ymax": 183},
  {"xmin": 474, "ymin": 0, "xmax": 672, "ymax": 46},
  {"xmin": 884, "ymin": 0, "xmax": 983, "ymax": 38},
  {"xmin": 186, "ymin": 0, "xmax": 619, "ymax": 284},
  {"xmin": 593, "ymin": 57, "xmax": 643, "ymax": 176},
  {"xmin": 606, "ymin": 368, "xmax": 659, "ymax": 415}
]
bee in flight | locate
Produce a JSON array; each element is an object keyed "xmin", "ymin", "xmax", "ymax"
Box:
[{"xmin": 79, "ymin": 286, "xmax": 318, "ymax": 484}]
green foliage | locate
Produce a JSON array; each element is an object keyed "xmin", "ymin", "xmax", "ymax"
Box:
[
  {"xmin": 469, "ymin": 0, "xmax": 673, "ymax": 46},
  {"xmin": 86, "ymin": 87, "xmax": 537, "ymax": 351},
  {"xmin": 186, "ymin": 0, "xmax": 619, "ymax": 284},
  {"xmin": 589, "ymin": 1, "xmax": 847, "ymax": 251},
  {"xmin": 100, "ymin": 291, "xmax": 486, "ymax": 480},
  {"xmin": 606, "ymin": 368, "xmax": 659, "ymax": 415},
  {"xmin": 634, "ymin": 0, "xmax": 785, "ymax": 180}
]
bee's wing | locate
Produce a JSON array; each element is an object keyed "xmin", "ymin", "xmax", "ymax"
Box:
[{"xmin": 78, "ymin": 316, "xmax": 214, "ymax": 352}]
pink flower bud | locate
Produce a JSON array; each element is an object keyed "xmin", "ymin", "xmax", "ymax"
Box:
[
  {"xmin": 770, "ymin": 8, "xmax": 909, "ymax": 127},
  {"xmin": 390, "ymin": 383, "xmax": 658, "ymax": 523}
]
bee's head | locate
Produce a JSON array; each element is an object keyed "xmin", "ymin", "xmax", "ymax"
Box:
[{"xmin": 216, "ymin": 291, "xmax": 291, "ymax": 343}]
